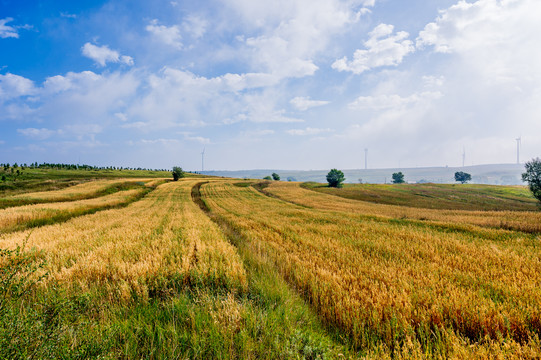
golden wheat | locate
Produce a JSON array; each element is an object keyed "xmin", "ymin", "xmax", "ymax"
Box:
[
  {"xmin": 201, "ymin": 181, "xmax": 541, "ymax": 356},
  {"xmin": 0, "ymin": 179, "xmax": 246, "ymax": 300},
  {"xmin": 264, "ymin": 182, "xmax": 541, "ymax": 233},
  {"xmin": 0, "ymin": 188, "xmax": 146, "ymax": 231}
]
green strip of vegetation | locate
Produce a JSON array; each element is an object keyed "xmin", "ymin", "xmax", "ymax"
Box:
[
  {"xmin": 301, "ymin": 182, "xmax": 539, "ymax": 211},
  {"xmin": 0, "ymin": 185, "xmax": 156, "ymax": 235},
  {"xmin": 0, "ymin": 181, "xmax": 157, "ymax": 210}
]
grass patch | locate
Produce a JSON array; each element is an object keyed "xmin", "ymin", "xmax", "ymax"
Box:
[{"xmin": 302, "ymin": 182, "xmax": 539, "ymax": 211}]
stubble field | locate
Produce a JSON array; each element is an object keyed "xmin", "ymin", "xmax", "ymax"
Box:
[{"xmin": 1, "ymin": 173, "xmax": 540, "ymax": 359}]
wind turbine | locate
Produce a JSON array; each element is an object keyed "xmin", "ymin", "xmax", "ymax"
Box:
[
  {"xmin": 201, "ymin": 148, "xmax": 205, "ymax": 172},
  {"xmin": 516, "ymin": 137, "xmax": 521, "ymax": 164}
]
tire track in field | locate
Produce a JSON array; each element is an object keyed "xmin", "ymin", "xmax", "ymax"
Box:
[{"xmin": 191, "ymin": 181, "xmax": 352, "ymax": 353}]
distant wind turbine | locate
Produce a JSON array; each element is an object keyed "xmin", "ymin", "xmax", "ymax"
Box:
[{"xmin": 201, "ymin": 148, "xmax": 205, "ymax": 172}]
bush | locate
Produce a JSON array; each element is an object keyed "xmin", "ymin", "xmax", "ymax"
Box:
[
  {"xmin": 172, "ymin": 166, "xmax": 185, "ymax": 181},
  {"xmin": 522, "ymin": 158, "xmax": 541, "ymax": 203},
  {"xmin": 391, "ymin": 172, "xmax": 405, "ymax": 184},
  {"xmin": 272, "ymin": 173, "xmax": 280, "ymax": 181},
  {"xmin": 454, "ymin": 171, "xmax": 472, "ymax": 184},
  {"xmin": 326, "ymin": 169, "xmax": 345, "ymax": 188},
  {"xmin": 263, "ymin": 176, "xmax": 272, "ymax": 180}
]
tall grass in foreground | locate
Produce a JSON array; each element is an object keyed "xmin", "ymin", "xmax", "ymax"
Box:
[{"xmin": 202, "ymin": 181, "xmax": 541, "ymax": 358}]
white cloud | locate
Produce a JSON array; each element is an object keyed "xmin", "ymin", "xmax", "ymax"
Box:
[
  {"xmin": 186, "ymin": 135, "xmax": 210, "ymax": 144},
  {"xmin": 0, "ymin": 73, "xmax": 36, "ymax": 100},
  {"xmin": 240, "ymin": 129, "xmax": 275, "ymax": 137},
  {"xmin": 332, "ymin": 24, "xmax": 414, "ymax": 74},
  {"xmin": 0, "ymin": 18, "xmax": 19, "ymax": 38},
  {"xmin": 60, "ymin": 12, "xmax": 77, "ymax": 19},
  {"xmin": 146, "ymin": 19, "xmax": 183, "ymax": 49},
  {"xmin": 114, "ymin": 112, "xmax": 128, "ymax": 122},
  {"xmin": 228, "ymin": 0, "xmax": 365, "ymax": 79},
  {"xmin": 290, "ymin": 96, "xmax": 330, "ymax": 111},
  {"xmin": 349, "ymin": 91, "xmax": 442, "ymax": 110},
  {"xmin": 183, "ymin": 15, "xmax": 207, "ymax": 39},
  {"xmin": 286, "ymin": 127, "xmax": 332, "ymax": 136},
  {"xmin": 17, "ymin": 128, "xmax": 61, "ymax": 140},
  {"xmin": 140, "ymin": 138, "xmax": 180, "ymax": 145},
  {"xmin": 81, "ymin": 43, "xmax": 134, "ymax": 67}
]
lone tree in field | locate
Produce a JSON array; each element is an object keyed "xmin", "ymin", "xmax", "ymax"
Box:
[
  {"xmin": 522, "ymin": 158, "xmax": 541, "ymax": 203},
  {"xmin": 327, "ymin": 169, "xmax": 345, "ymax": 188},
  {"xmin": 391, "ymin": 172, "xmax": 405, "ymax": 184},
  {"xmin": 272, "ymin": 172, "xmax": 280, "ymax": 181},
  {"xmin": 172, "ymin": 166, "xmax": 185, "ymax": 181},
  {"xmin": 454, "ymin": 171, "xmax": 472, "ymax": 184}
]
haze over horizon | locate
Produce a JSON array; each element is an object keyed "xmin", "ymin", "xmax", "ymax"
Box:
[{"xmin": 1, "ymin": 0, "xmax": 539, "ymax": 172}]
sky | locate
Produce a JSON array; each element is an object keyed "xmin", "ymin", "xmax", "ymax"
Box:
[{"xmin": 0, "ymin": 0, "xmax": 539, "ymax": 171}]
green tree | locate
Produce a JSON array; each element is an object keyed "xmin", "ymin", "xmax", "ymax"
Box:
[
  {"xmin": 326, "ymin": 169, "xmax": 345, "ymax": 188},
  {"xmin": 392, "ymin": 172, "xmax": 405, "ymax": 184},
  {"xmin": 263, "ymin": 176, "xmax": 272, "ymax": 180},
  {"xmin": 172, "ymin": 166, "xmax": 185, "ymax": 181},
  {"xmin": 454, "ymin": 171, "xmax": 472, "ymax": 184},
  {"xmin": 271, "ymin": 173, "xmax": 280, "ymax": 181},
  {"xmin": 522, "ymin": 158, "xmax": 541, "ymax": 203}
]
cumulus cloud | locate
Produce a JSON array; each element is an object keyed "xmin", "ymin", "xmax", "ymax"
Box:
[
  {"xmin": 81, "ymin": 43, "xmax": 134, "ymax": 67},
  {"xmin": 146, "ymin": 19, "xmax": 183, "ymax": 49},
  {"xmin": 290, "ymin": 96, "xmax": 330, "ymax": 111},
  {"xmin": 332, "ymin": 24, "xmax": 414, "ymax": 74},
  {"xmin": 228, "ymin": 0, "xmax": 365, "ymax": 79},
  {"xmin": 0, "ymin": 73, "xmax": 36, "ymax": 100}
]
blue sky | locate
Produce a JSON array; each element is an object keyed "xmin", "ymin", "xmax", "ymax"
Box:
[{"xmin": 1, "ymin": 0, "xmax": 539, "ymax": 171}]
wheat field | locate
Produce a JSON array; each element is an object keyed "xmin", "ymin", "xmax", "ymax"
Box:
[
  {"xmin": 2, "ymin": 176, "xmax": 540, "ymax": 358},
  {"xmin": 0, "ymin": 179, "xmax": 246, "ymax": 298},
  {"xmin": 201, "ymin": 180, "xmax": 541, "ymax": 358}
]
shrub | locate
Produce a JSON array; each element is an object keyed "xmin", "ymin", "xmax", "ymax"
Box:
[
  {"xmin": 172, "ymin": 166, "xmax": 185, "ymax": 181},
  {"xmin": 391, "ymin": 172, "xmax": 405, "ymax": 184},
  {"xmin": 454, "ymin": 171, "xmax": 472, "ymax": 184},
  {"xmin": 326, "ymin": 169, "xmax": 345, "ymax": 188},
  {"xmin": 522, "ymin": 158, "xmax": 541, "ymax": 203},
  {"xmin": 272, "ymin": 173, "xmax": 280, "ymax": 181}
]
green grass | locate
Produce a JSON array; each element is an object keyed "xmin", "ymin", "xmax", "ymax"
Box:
[
  {"xmin": 302, "ymin": 182, "xmax": 539, "ymax": 211},
  {"xmin": 0, "ymin": 167, "xmax": 201, "ymax": 197}
]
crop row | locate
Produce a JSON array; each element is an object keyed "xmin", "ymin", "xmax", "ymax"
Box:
[
  {"xmin": 201, "ymin": 181, "xmax": 541, "ymax": 357},
  {"xmin": 0, "ymin": 180, "xmax": 246, "ymax": 299},
  {"xmin": 265, "ymin": 182, "xmax": 541, "ymax": 234}
]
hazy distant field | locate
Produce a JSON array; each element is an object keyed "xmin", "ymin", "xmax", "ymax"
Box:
[{"xmin": 1, "ymin": 171, "xmax": 540, "ymax": 359}]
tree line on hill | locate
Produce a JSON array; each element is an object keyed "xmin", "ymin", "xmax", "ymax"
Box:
[
  {"xmin": 255, "ymin": 158, "xmax": 541, "ymax": 204},
  {"xmin": 0, "ymin": 162, "xmax": 169, "ymax": 172}
]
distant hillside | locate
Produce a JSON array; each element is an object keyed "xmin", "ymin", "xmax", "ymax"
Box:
[{"xmin": 202, "ymin": 163, "xmax": 526, "ymax": 185}]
